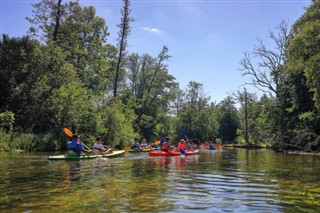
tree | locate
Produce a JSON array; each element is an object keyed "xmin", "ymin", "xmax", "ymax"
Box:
[
  {"xmin": 125, "ymin": 47, "xmax": 177, "ymax": 140},
  {"xmin": 276, "ymin": 0, "xmax": 320, "ymax": 152},
  {"xmin": 217, "ymin": 97, "xmax": 240, "ymax": 143},
  {"xmin": 178, "ymin": 81, "xmax": 212, "ymax": 141},
  {"xmin": 0, "ymin": 35, "xmax": 79, "ymax": 133},
  {"xmin": 240, "ymin": 20, "xmax": 290, "ymax": 98},
  {"xmin": 114, "ymin": 0, "xmax": 134, "ymax": 98},
  {"xmin": 0, "ymin": 111, "xmax": 15, "ymax": 132},
  {"xmin": 26, "ymin": 0, "xmax": 77, "ymax": 41},
  {"xmin": 102, "ymin": 100, "xmax": 136, "ymax": 148},
  {"xmin": 27, "ymin": 0, "xmax": 111, "ymax": 96},
  {"xmin": 50, "ymin": 82, "xmax": 99, "ymax": 147},
  {"xmin": 59, "ymin": 5, "xmax": 110, "ymax": 94}
]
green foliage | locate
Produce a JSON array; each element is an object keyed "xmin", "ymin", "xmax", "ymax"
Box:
[
  {"xmin": 177, "ymin": 81, "xmax": 214, "ymax": 141},
  {"xmin": 0, "ymin": 131, "xmax": 59, "ymax": 151},
  {"xmin": 57, "ymin": 4, "xmax": 111, "ymax": 92},
  {"xmin": 217, "ymin": 97, "xmax": 240, "ymax": 143},
  {"xmin": 35, "ymin": 133, "xmax": 60, "ymax": 151},
  {"xmin": 0, "ymin": 0, "xmax": 284, "ymax": 151},
  {"xmin": 0, "ymin": 111, "xmax": 15, "ymax": 132},
  {"xmin": 50, "ymin": 83, "xmax": 102, "ymax": 147},
  {"xmin": 125, "ymin": 47, "xmax": 176, "ymax": 140},
  {"xmin": 0, "ymin": 132, "xmax": 33, "ymax": 151},
  {"xmin": 102, "ymin": 100, "xmax": 136, "ymax": 148},
  {"xmin": 237, "ymin": 94, "xmax": 274, "ymax": 146}
]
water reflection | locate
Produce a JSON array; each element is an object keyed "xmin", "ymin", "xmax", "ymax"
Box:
[{"xmin": 1, "ymin": 150, "xmax": 320, "ymax": 212}]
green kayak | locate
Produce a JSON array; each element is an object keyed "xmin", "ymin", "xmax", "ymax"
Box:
[{"xmin": 48, "ymin": 150, "xmax": 125, "ymax": 160}]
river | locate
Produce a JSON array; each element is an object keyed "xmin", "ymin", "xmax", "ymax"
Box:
[{"xmin": 0, "ymin": 148, "xmax": 319, "ymax": 212}]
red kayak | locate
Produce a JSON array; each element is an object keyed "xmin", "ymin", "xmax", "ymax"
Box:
[{"xmin": 149, "ymin": 149, "xmax": 199, "ymax": 157}]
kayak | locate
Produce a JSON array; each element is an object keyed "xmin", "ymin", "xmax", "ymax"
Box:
[
  {"xmin": 149, "ymin": 149, "xmax": 199, "ymax": 157},
  {"xmin": 127, "ymin": 149, "xmax": 153, "ymax": 153},
  {"xmin": 48, "ymin": 150, "xmax": 125, "ymax": 160}
]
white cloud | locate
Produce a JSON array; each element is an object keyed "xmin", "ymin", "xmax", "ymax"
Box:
[{"xmin": 141, "ymin": 27, "xmax": 162, "ymax": 34}]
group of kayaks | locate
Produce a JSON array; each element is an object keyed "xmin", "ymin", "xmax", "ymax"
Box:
[
  {"xmin": 48, "ymin": 148, "xmax": 201, "ymax": 160},
  {"xmin": 50, "ymin": 128, "xmax": 218, "ymax": 160},
  {"xmin": 51, "ymin": 127, "xmax": 206, "ymax": 160},
  {"xmin": 149, "ymin": 149, "xmax": 200, "ymax": 156}
]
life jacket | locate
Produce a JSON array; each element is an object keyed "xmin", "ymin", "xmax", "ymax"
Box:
[
  {"xmin": 178, "ymin": 143, "xmax": 185, "ymax": 150},
  {"xmin": 67, "ymin": 141, "xmax": 82, "ymax": 155}
]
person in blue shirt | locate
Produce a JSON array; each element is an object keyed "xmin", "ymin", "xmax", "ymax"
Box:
[
  {"xmin": 67, "ymin": 134, "xmax": 92, "ymax": 155},
  {"xmin": 131, "ymin": 138, "xmax": 141, "ymax": 150}
]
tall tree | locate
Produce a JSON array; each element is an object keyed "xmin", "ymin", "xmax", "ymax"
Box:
[
  {"xmin": 27, "ymin": 0, "xmax": 111, "ymax": 96},
  {"xmin": 217, "ymin": 96, "xmax": 240, "ymax": 143},
  {"xmin": 0, "ymin": 35, "xmax": 78, "ymax": 133},
  {"xmin": 125, "ymin": 48, "xmax": 177, "ymax": 139},
  {"xmin": 278, "ymin": 0, "xmax": 320, "ymax": 152},
  {"xmin": 26, "ymin": 0, "xmax": 77, "ymax": 41},
  {"xmin": 178, "ymin": 81, "xmax": 211, "ymax": 141},
  {"xmin": 240, "ymin": 20, "xmax": 290, "ymax": 98},
  {"xmin": 57, "ymin": 4, "xmax": 110, "ymax": 93},
  {"xmin": 114, "ymin": 0, "xmax": 133, "ymax": 98}
]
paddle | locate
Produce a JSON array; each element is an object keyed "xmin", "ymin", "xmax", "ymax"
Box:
[
  {"xmin": 179, "ymin": 149, "xmax": 186, "ymax": 155},
  {"xmin": 63, "ymin": 128, "xmax": 91, "ymax": 151},
  {"xmin": 154, "ymin": 140, "xmax": 160, "ymax": 145}
]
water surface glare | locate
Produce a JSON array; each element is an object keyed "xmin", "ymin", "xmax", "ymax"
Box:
[{"xmin": 1, "ymin": 149, "xmax": 320, "ymax": 212}]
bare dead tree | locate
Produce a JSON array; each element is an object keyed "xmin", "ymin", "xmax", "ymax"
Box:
[{"xmin": 240, "ymin": 20, "xmax": 290, "ymax": 98}]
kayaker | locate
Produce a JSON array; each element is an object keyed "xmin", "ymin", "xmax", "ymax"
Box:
[
  {"xmin": 209, "ymin": 140, "xmax": 215, "ymax": 150},
  {"xmin": 178, "ymin": 139, "xmax": 186, "ymax": 151},
  {"xmin": 161, "ymin": 137, "xmax": 171, "ymax": 152},
  {"xmin": 140, "ymin": 138, "xmax": 148, "ymax": 149},
  {"xmin": 93, "ymin": 136, "xmax": 112, "ymax": 153},
  {"xmin": 177, "ymin": 139, "xmax": 186, "ymax": 155},
  {"xmin": 67, "ymin": 134, "xmax": 92, "ymax": 155},
  {"xmin": 131, "ymin": 138, "xmax": 141, "ymax": 150}
]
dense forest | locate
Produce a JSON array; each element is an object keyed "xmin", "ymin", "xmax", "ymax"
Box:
[{"xmin": 1, "ymin": 0, "xmax": 320, "ymax": 153}]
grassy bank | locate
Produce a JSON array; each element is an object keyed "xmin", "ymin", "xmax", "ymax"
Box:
[{"xmin": 0, "ymin": 132, "xmax": 60, "ymax": 152}]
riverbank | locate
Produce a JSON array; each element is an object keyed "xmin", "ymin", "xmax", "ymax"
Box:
[
  {"xmin": 222, "ymin": 144, "xmax": 269, "ymax": 149},
  {"xmin": 222, "ymin": 144, "xmax": 320, "ymax": 156},
  {"xmin": 286, "ymin": 151, "xmax": 320, "ymax": 156}
]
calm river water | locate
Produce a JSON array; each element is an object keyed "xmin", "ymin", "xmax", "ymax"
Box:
[{"xmin": 0, "ymin": 148, "xmax": 320, "ymax": 212}]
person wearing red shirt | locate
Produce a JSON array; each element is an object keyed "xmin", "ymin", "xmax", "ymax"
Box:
[{"xmin": 178, "ymin": 139, "xmax": 186, "ymax": 155}]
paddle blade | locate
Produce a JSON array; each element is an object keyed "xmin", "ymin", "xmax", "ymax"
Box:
[
  {"xmin": 154, "ymin": 140, "xmax": 160, "ymax": 145},
  {"xmin": 64, "ymin": 128, "xmax": 73, "ymax": 137},
  {"xmin": 179, "ymin": 149, "xmax": 186, "ymax": 155}
]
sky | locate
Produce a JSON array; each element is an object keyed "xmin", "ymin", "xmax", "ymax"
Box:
[{"xmin": 0, "ymin": 0, "xmax": 312, "ymax": 104}]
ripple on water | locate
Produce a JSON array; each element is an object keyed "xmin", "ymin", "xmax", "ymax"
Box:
[
  {"xmin": 165, "ymin": 170, "xmax": 284, "ymax": 212},
  {"xmin": 1, "ymin": 149, "xmax": 320, "ymax": 212}
]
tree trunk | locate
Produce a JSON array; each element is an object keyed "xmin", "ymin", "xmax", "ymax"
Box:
[{"xmin": 53, "ymin": 0, "xmax": 62, "ymax": 41}]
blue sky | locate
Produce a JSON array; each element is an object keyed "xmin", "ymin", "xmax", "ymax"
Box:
[{"xmin": 0, "ymin": 0, "xmax": 311, "ymax": 104}]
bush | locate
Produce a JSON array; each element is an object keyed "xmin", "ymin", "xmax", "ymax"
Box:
[{"xmin": 0, "ymin": 132, "xmax": 60, "ymax": 152}]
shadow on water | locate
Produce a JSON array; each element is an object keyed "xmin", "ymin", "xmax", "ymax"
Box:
[{"xmin": 1, "ymin": 149, "xmax": 320, "ymax": 212}]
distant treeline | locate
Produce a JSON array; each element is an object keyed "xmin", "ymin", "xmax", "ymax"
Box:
[{"xmin": 1, "ymin": 0, "xmax": 320, "ymax": 153}]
